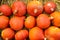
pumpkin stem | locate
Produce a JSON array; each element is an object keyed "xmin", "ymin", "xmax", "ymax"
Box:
[
  {"xmin": 44, "ymin": 37, "xmax": 47, "ymax": 40},
  {"xmin": 50, "ymin": 16, "xmax": 54, "ymax": 20},
  {"xmin": 50, "ymin": 8, "xmax": 54, "ymax": 12},
  {"xmin": 13, "ymin": 10, "xmax": 18, "ymax": 14},
  {"xmin": 34, "ymin": 9, "xmax": 38, "ymax": 14},
  {"xmin": 49, "ymin": 16, "xmax": 54, "ymax": 20},
  {"xmin": 0, "ymin": 13, "xmax": 3, "ymax": 15},
  {"xmin": 5, "ymin": 38, "xmax": 8, "ymax": 40}
]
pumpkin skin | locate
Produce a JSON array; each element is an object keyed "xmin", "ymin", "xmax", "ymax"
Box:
[
  {"xmin": 9, "ymin": 16, "xmax": 25, "ymax": 31},
  {"xmin": 12, "ymin": 1, "xmax": 26, "ymax": 16},
  {"xmin": 1, "ymin": 28, "xmax": 14, "ymax": 40},
  {"xmin": 45, "ymin": 26, "xmax": 60, "ymax": 40},
  {"xmin": 51, "ymin": 11, "xmax": 60, "ymax": 27},
  {"xmin": 0, "ymin": 4, "xmax": 12, "ymax": 16},
  {"xmin": 25, "ymin": 16, "xmax": 35, "ymax": 29},
  {"xmin": 44, "ymin": 2, "xmax": 56, "ymax": 14},
  {"xmin": 29, "ymin": 27, "xmax": 44, "ymax": 40},
  {"xmin": 27, "ymin": 1, "xmax": 43, "ymax": 16},
  {"xmin": 37, "ymin": 14, "xmax": 50, "ymax": 29},
  {"xmin": 15, "ymin": 30, "xmax": 28, "ymax": 40},
  {"xmin": 0, "ymin": 16, "xmax": 9, "ymax": 29}
]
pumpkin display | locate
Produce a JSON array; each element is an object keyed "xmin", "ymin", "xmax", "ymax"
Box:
[{"xmin": 0, "ymin": 0, "xmax": 60, "ymax": 40}]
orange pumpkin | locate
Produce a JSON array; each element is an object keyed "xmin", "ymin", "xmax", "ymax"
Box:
[
  {"xmin": 0, "ymin": 4, "xmax": 12, "ymax": 16},
  {"xmin": 44, "ymin": 2, "xmax": 56, "ymax": 14},
  {"xmin": 37, "ymin": 14, "xmax": 50, "ymax": 29},
  {"xmin": 9, "ymin": 16, "xmax": 25, "ymax": 31},
  {"xmin": 11, "ymin": 1, "xmax": 26, "ymax": 16},
  {"xmin": 27, "ymin": 1, "xmax": 43, "ymax": 16},
  {"xmin": 45, "ymin": 26, "xmax": 60, "ymax": 40},
  {"xmin": 15, "ymin": 30, "xmax": 28, "ymax": 40},
  {"xmin": 1, "ymin": 28, "xmax": 14, "ymax": 40},
  {"xmin": 0, "ymin": 16, "xmax": 9, "ymax": 29},
  {"xmin": 29, "ymin": 27, "xmax": 44, "ymax": 40},
  {"xmin": 25, "ymin": 16, "xmax": 35, "ymax": 29},
  {"xmin": 51, "ymin": 11, "xmax": 60, "ymax": 27}
]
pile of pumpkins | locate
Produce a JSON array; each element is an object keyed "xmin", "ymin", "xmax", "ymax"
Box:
[{"xmin": 0, "ymin": 0, "xmax": 60, "ymax": 40}]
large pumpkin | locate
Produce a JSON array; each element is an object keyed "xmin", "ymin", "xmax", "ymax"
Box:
[
  {"xmin": 27, "ymin": 0, "xmax": 43, "ymax": 16},
  {"xmin": 29, "ymin": 27, "xmax": 44, "ymax": 40},
  {"xmin": 51, "ymin": 11, "xmax": 60, "ymax": 27},
  {"xmin": 9, "ymin": 16, "xmax": 25, "ymax": 31},
  {"xmin": 45, "ymin": 26, "xmax": 60, "ymax": 40},
  {"xmin": 12, "ymin": 1, "xmax": 26, "ymax": 16},
  {"xmin": 37, "ymin": 14, "xmax": 50, "ymax": 29}
]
